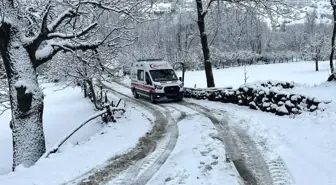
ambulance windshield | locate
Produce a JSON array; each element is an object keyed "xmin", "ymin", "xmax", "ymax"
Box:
[{"xmin": 149, "ymin": 69, "xmax": 178, "ymax": 82}]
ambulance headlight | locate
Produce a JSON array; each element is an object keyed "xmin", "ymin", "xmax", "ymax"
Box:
[
  {"xmin": 179, "ymin": 83, "xmax": 184, "ymax": 88},
  {"xmin": 155, "ymin": 85, "xmax": 163, "ymax": 90}
]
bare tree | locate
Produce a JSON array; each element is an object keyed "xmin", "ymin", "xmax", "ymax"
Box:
[
  {"xmin": 305, "ymin": 34, "xmax": 330, "ymax": 71},
  {"xmin": 330, "ymin": 0, "xmax": 336, "ymax": 76},
  {"xmin": 194, "ymin": 0, "xmax": 291, "ymax": 87},
  {"xmin": 195, "ymin": 0, "xmax": 215, "ymax": 87},
  {"xmin": 304, "ymin": 8, "xmax": 317, "ymax": 35},
  {"xmin": 0, "ymin": 0, "xmax": 146, "ymax": 170}
]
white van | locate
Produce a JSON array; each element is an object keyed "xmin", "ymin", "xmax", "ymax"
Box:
[{"xmin": 130, "ymin": 59, "xmax": 184, "ymax": 103}]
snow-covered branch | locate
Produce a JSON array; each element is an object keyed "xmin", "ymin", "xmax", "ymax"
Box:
[
  {"xmin": 40, "ymin": 4, "xmax": 52, "ymax": 34},
  {"xmin": 35, "ymin": 41, "xmax": 101, "ymax": 67},
  {"xmin": 202, "ymin": 0, "xmax": 217, "ymax": 17},
  {"xmin": 71, "ymin": 0, "xmax": 147, "ymax": 22},
  {"xmin": 201, "ymin": 0, "xmax": 291, "ymax": 18},
  {"xmin": 18, "ymin": 0, "xmax": 149, "ymax": 69},
  {"xmin": 34, "ymin": 22, "xmax": 130, "ymax": 67},
  {"xmin": 47, "ymin": 8, "xmax": 78, "ymax": 32},
  {"xmin": 47, "ymin": 22, "xmax": 98, "ymax": 39}
]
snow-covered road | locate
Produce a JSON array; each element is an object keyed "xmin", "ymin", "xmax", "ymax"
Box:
[
  {"xmin": 1, "ymin": 77, "xmax": 317, "ymax": 185},
  {"xmin": 146, "ymin": 104, "xmax": 242, "ymax": 185},
  {"xmin": 95, "ymin": 80, "xmax": 293, "ymax": 185},
  {"xmin": 187, "ymin": 98, "xmax": 336, "ymax": 185}
]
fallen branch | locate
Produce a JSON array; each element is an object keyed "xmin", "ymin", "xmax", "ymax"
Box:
[
  {"xmin": 41, "ymin": 107, "xmax": 125, "ymax": 158},
  {"xmin": 41, "ymin": 110, "xmax": 107, "ymax": 158}
]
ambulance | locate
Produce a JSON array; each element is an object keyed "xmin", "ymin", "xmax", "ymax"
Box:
[{"xmin": 130, "ymin": 59, "xmax": 184, "ymax": 103}]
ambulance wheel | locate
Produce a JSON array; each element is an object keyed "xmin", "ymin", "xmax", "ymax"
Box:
[
  {"xmin": 133, "ymin": 89, "xmax": 139, "ymax": 98},
  {"xmin": 176, "ymin": 97, "xmax": 183, "ymax": 102},
  {"xmin": 150, "ymin": 93, "xmax": 156, "ymax": 104}
]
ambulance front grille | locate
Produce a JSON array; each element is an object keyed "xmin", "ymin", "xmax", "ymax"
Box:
[{"xmin": 164, "ymin": 86, "xmax": 179, "ymax": 94}]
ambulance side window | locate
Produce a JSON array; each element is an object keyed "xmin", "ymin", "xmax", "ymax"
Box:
[
  {"xmin": 137, "ymin": 70, "xmax": 144, "ymax": 81},
  {"xmin": 131, "ymin": 71, "xmax": 137, "ymax": 79},
  {"xmin": 145, "ymin": 72, "xmax": 152, "ymax": 85}
]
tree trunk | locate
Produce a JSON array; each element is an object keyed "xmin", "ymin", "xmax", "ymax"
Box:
[
  {"xmin": 83, "ymin": 80, "xmax": 88, "ymax": 98},
  {"xmin": 315, "ymin": 60, "xmax": 319, "ymax": 71},
  {"xmin": 0, "ymin": 24, "xmax": 45, "ymax": 170},
  {"xmin": 181, "ymin": 63, "xmax": 185, "ymax": 82},
  {"xmin": 195, "ymin": 0, "xmax": 215, "ymax": 87},
  {"xmin": 86, "ymin": 79, "xmax": 100, "ymax": 110},
  {"xmin": 330, "ymin": 5, "xmax": 336, "ymax": 74}
]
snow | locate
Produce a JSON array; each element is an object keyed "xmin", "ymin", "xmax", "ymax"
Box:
[
  {"xmin": 142, "ymin": 105, "xmax": 242, "ymax": 185},
  {"xmin": 35, "ymin": 44, "xmax": 54, "ymax": 60},
  {"xmin": 7, "ymin": 32, "xmax": 47, "ymax": 168},
  {"xmin": 287, "ymin": 0, "xmax": 333, "ymax": 25},
  {"xmin": 35, "ymin": 40, "xmax": 68, "ymax": 60},
  {"xmin": 189, "ymin": 98, "xmax": 336, "ymax": 185},
  {"xmin": 1, "ymin": 83, "xmax": 102, "ymax": 175},
  {"xmin": 41, "ymin": 109, "xmax": 107, "ymax": 159},
  {"xmin": 0, "ymin": 83, "xmax": 152, "ymax": 185},
  {"xmin": 47, "ymin": 8, "xmax": 74, "ymax": 31},
  {"xmin": 176, "ymin": 61, "xmax": 331, "ymax": 88},
  {"xmin": 47, "ymin": 22, "xmax": 98, "ymax": 39},
  {"xmin": 277, "ymin": 104, "xmax": 288, "ymax": 113},
  {"xmin": 42, "ymin": 84, "xmax": 102, "ymax": 150},
  {"xmin": 285, "ymin": 100, "xmax": 295, "ymax": 107},
  {"xmin": 1, "ymin": 59, "xmax": 336, "ymax": 184},
  {"xmin": 179, "ymin": 60, "xmax": 336, "ymax": 185}
]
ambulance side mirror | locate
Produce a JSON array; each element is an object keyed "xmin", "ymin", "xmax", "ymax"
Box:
[
  {"xmin": 146, "ymin": 78, "xmax": 152, "ymax": 85},
  {"xmin": 179, "ymin": 77, "xmax": 182, "ymax": 81}
]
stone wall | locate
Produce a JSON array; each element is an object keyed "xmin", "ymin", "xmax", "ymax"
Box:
[{"xmin": 184, "ymin": 81, "xmax": 327, "ymax": 116}]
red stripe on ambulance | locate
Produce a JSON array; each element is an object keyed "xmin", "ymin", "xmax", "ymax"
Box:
[{"xmin": 131, "ymin": 82, "xmax": 155, "ymax": 91}]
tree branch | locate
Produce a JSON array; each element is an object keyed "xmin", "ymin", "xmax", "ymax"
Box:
[
  {"xmin": 35, "ymin": 41, "xmax": 100, "ymax": 68},
  {"xmin": 47, "ymin": 8, "xmax": 78, "ymax": 32},
  {"xmin": 47, "ymin": 22, "xmax": 98, "ymax": 39},
  {"xmin": 202, "ymin": 0, "xmax": 216, "ymax": 17},
  {"xmin": 201, "ymin": 0, "xmax": 291, "ymax": 18},
  {"xmin": 73, "ymin": 0, "xmax": 147, "ymax": 22},
  {"xmin": 41, "ymin": 4, "xmax": 52, "ymax": 34}
]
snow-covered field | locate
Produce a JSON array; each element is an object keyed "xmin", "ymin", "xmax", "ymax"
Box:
[
  {"xmin": 179, "ymin": 61, "xmax": 336, "ymax": 185},
  {"xmin": 177, "ymin": 61, "xmax": 331, "ymax": 88},
  {"xmin": 0, "ymin": 83, "xmax": 151, "ymax": 185}
]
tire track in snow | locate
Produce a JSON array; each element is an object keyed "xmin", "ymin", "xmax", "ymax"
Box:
[
  {"xmin": 266, "ymin": 156, "xmax": 293, "ymax": 185},
  {"xmin": 72, "ymin": 81, "xmax": 185, "ymax": 185},
  {"xmin": 214, "ymin": 112, "xmax": 294, "ymax": 185},
  {"xmin": 178, "ymin": 101, "xmax": 275, "ymax": 185},
  {"xmin": 101, "ymin": 79, "xmax": 292, "ymax": 185},
  {"xmin": 64, "ymin": 82, "xmax": 171, "ymax": 185},
  {"xmin": 101, "ymin": 80, "xmax": 188, "ymax": 185},
  {"xmin": 120, "ymin": 106, "xmax": 186, "ymax": 185}
]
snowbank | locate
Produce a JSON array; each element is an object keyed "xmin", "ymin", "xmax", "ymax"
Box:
[
  {"xmin": 0, "ymin": 84, "xmax": 102, "ymax": 175},
  {"xmin": 0, "ymin": 83, "xmax": 152, "ymax": 185}
]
